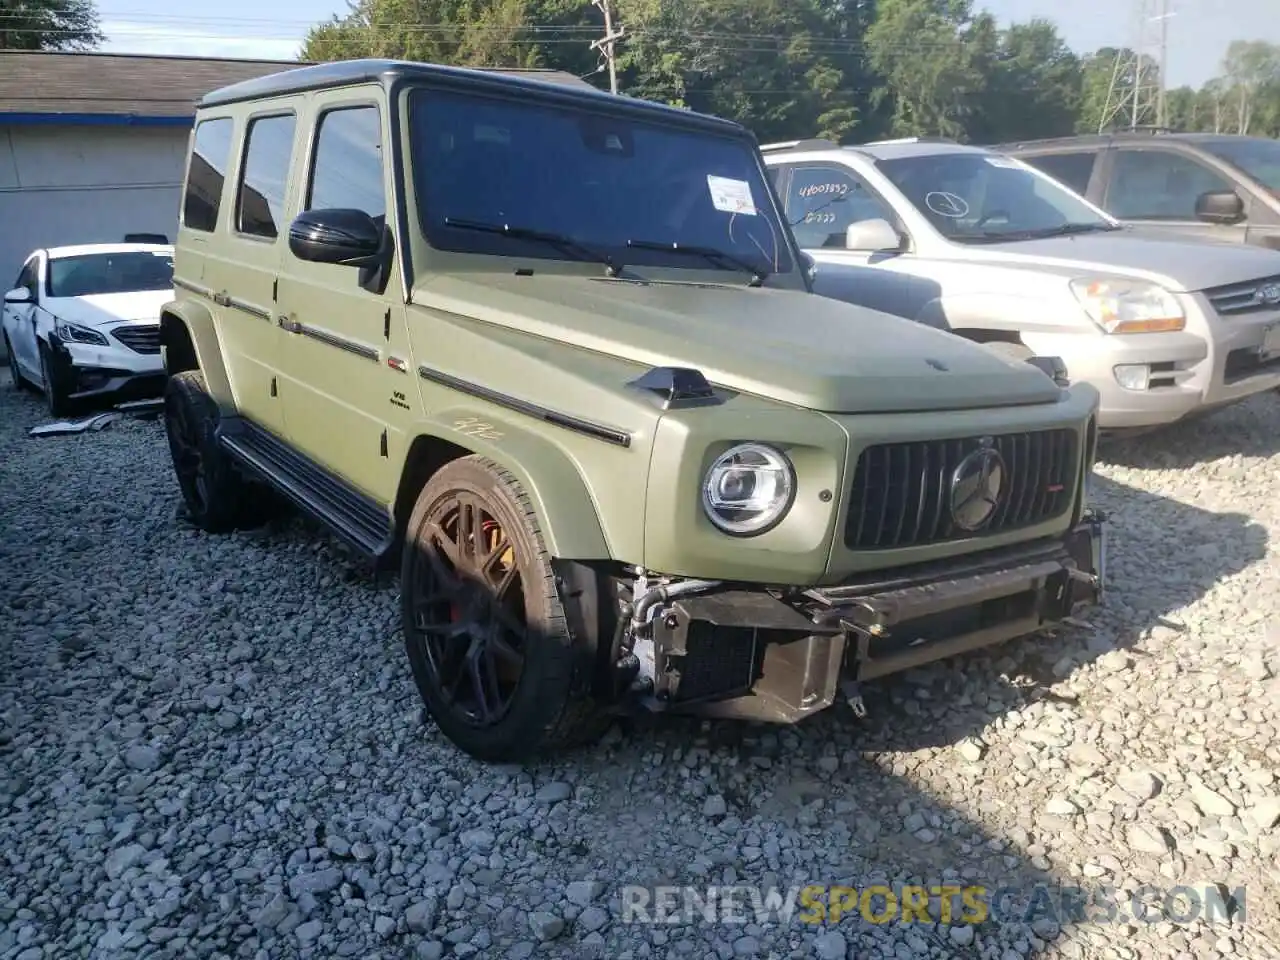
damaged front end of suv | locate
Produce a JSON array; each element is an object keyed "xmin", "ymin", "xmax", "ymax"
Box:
[{"xmin": 611, "ymin": 365, "xmax": 1106, "ymax": 724}]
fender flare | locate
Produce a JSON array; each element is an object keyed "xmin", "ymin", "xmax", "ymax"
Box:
[
  {"xmin": 158, "ymin": 298, "xmax": 234, "ymax": 407},
  {"xmin": 409, "ymin": 403, "xmax": 615, "ymax": 561}
]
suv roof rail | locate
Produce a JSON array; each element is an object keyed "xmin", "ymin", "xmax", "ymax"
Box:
[
  {"xmin": 862, "ymin": 136, "xmax": 958, "ymax": 145},
  {"xmin": 759, "ymin": 138, "xmax": 840, "ymax": 153}
]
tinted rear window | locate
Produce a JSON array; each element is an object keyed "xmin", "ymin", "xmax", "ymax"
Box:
[
  {"xmin": 184, "ymin": 117, "xmax": 235, "ymax": 232},
  {"xmin": 1020, "ymin": 151, "xmax": 1097, "ymax": 195}
]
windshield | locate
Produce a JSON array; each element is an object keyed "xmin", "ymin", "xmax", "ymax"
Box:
[
  {"xmin": 875, "ymin": 152, "xmax": 1116, "ymax": 243},
  {"xmin": 406, "ymin": 87, "xmax": 793, "ymax": 278},
  {"xmin": 1198, "ymin": 137, "xmax": 1280, "ymax": 193},
  {"xmin": 46, "ymin": 251, "xmax": 173, "ymax": 298}
]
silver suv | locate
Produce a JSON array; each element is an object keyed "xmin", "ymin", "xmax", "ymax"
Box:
[{"xmin": 762, "ymin": 137, "xmax": 1280, "ymax": 434}]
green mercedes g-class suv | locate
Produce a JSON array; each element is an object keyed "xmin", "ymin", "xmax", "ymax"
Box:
[{"xmin": 159, "ymin": 58, "xmax": 1106, "ymax": 762}]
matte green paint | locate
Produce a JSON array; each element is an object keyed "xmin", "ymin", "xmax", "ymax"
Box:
[{"xmin": 169, "ymin": 69, "xmax": 1099, "ymax": 585}]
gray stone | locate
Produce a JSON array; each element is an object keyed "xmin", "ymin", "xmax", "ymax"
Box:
[
  {"xmin": 949, "ymin": 925, "xmax": 975, "ymax": 947},
  {"xmin": 529, "ymin": 911, "xmax": 564, "ymax": 941},
  {"xmin": 814, "ymin": 930, "xmax": 848, "ymax": 960},
  {"xmin": 288, "ymin": 867, "xmax": 343, "ymax": 898},
  {"xmin": 123, "ymin": 745, "xmax": 161, "ymax": 771},
  {"xmin": 406, "ymin": 898, "xmax": 438, "ymax": 934},
  {"xmin": 535, "ymin": 781, "xmax": 572, "ymax": 803}
]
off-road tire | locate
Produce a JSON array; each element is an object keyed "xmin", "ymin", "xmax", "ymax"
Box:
[
  {"xmin": 39, "ymin": 343, "xmax": 73, "ymax": 418},
  {"xmin": 163, "ymin": 370, "xmax": 275, "ymax": 533},
  {"xmin": 401, "ymin": 455, "xmax": 609, "ymax": 762}
]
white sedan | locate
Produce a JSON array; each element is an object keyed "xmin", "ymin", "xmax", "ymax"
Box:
[{"xmin": 2, "ymin": 242, "xmax": 174, "ymax": 416}]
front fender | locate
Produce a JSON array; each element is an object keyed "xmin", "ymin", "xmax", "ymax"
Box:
[
  {"xmin": 159, "ymin": 298, "xmax": 234, "ymax": 409},
  {"xmin": 418, "ymin": 404, "xmax": 619, "ymax": 562}
]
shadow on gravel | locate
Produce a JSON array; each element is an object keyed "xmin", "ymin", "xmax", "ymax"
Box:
[{"xmin": 1097, "ymin": 393, "xmax": 1280, "ymax": 469}]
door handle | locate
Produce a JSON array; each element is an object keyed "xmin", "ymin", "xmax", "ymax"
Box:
[
  {"xmin": 278, "ymin": 315, "xmax": 300, "ymax": 333},
  {"xmin": 212, "ymin": 291, "xmax": 232, "ymax": 307}
]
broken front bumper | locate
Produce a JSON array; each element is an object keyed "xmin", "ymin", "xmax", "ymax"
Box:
[
  {"xmin": 49, "ymin": 337, "xmax": 166, "ymax": 402},
  {"xmin": 638, "ymin": 511, "xmax": 1106, "ymax": 723}
]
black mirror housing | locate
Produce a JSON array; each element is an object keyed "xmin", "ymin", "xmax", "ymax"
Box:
[
  {"xmin": 1194, "ymin": 190, "xmax": 1245, "ymax": 225},
  {"xmin": 1026, "ymin": 355, "xmax": 1070, "ymax": 387},
  {"xmin": 289, "ymin": 208, "xmax": 384, "ymax": 267}
]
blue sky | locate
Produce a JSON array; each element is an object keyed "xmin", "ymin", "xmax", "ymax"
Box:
[{"xmin": 96, "ymin": 0, "xmax": 1275, "ymax": 90}]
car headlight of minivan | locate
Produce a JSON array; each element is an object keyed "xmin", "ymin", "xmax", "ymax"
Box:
[
  {"xmin": 1070, "ymin": 278, "xmax": 1185, "ymax": 334},
  {"xmin": 701, "ymin": 442, "xmax": 795, "ymax": 535},
  {"xmin": 55, "ymin": 319, "xmax": 109, "ymax": 346}
]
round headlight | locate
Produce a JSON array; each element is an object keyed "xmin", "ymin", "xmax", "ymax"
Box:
[{"xmin": 701, "ymin": 442, "xmax": 795, "ymax": 536}]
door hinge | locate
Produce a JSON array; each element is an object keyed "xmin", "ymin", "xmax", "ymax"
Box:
[
  {"xmin": 270, "ymin": 377, "xmax": 277, "ymax": 398},
  {"xmin": 380, "ymin": 430, "xmax": 388, "ymax": 458},
  {"xmin": 383, "ymin": 308, "xmax": 391, "ymax": 340}
]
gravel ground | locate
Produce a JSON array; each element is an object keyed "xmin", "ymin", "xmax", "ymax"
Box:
[{"xmin": 1, "ymin": 380, "xmax": 1279, "ymax": 960}]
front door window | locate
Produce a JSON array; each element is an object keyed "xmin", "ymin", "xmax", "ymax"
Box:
[
  {"xmin": 1106, "ymin": 149, "xmax": 1237, "ymax": 221},
  {"xmin": 783, "ymin": 164, "xmax": 895, "ymax": 249}
]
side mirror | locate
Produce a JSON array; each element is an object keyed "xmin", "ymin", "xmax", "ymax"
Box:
[
  {"xmin": 799, "ymin": 251, "xmax": 817, "ymax": 281},
  {"xmin": 1026, "ymin": 355, "xmax": 1070, "ymax": 387},
  {"xmin": 845, "ymin": 218, "xmax": 903, "ymax": 253},
  {"xmin": 1195, "ymin": 190, "xmax": 1245, "ymax": 225},
  {"xmin": 288, "ymin": 208, "xmax": 383, "ymax": 267},
  {"xmin": 3, "ymin": 287, "xmax": 32, "ymax": 304}
]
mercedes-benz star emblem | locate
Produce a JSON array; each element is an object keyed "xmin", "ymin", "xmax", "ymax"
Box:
[
  {"xmin": 950, "ymin": 442, "xmax": 1006, "ymax": 532},
  {"xmin": 1256, "ymin": 283, "xmax": 1280, "ymax": 306}
]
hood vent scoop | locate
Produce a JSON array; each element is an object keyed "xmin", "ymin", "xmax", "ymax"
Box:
[{"xmin": 627, "ymin": 366, "xmax": 724, "ymax": 410}]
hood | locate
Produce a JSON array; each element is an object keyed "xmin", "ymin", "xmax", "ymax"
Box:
[
  {"xmin": 968, "ymin": 230, "xmax": 1280, "ymax": 293},
  {"xmin": 45, "ymin": 289, "xmax": 172, "ymax": 327},
  {"xmin": 414, "ymin": 273, "xmax": 1064, "ymax": 414}
]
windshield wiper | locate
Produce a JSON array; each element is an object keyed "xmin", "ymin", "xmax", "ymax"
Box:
[
  {"xmin": 1022, "ymin": 222, "xmax": 1121, "ymax": 238},
  {"xmin": 961, "ymin": 222, "xmax": 1121, "ymax": 243},
  {"xmin": 626, "ymin": 239, "xmax": 769, "ymax": 287},
  {"xmin": 443, "ymin": 217, "xmax": 627, "ymax": 277}
]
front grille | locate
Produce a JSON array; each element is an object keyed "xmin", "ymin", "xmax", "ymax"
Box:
[
  {"xmin": 845, "ymin": 429, "xmax": 1078, "ymax": 550},
  {"xmin": 1204, "ymin": 274, "xmax": 1280, "ymax": 316},
  {"xmin": 112, "ymin": 324, "xmax": 161, "ymax": 354}
]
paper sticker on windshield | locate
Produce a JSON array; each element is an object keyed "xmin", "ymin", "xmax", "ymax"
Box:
[
  {"xmin": 985, "ymin": 155, "xmax": 1023, "ymax": 169},
  {"xmin": 925, "ymin": 191, "xmax": 969, "ymax": 218},
  {"xmin": 707, "ymin": 175, "xmax": 758, "ymax": 216}
]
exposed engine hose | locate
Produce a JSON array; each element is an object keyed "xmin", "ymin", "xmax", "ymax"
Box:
[{"xmin": 630, "ymin": 579, "xmax": 722, "ymax": 630}]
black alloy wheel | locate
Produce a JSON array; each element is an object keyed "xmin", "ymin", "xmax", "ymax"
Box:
[{"xmin": 407, "ymin": 490, "xmax": 528, "ymax": 728}]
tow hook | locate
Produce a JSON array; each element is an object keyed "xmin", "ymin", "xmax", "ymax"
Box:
[{"xmin": 840, "ymin": 679, "xmax": 868, "ymax": 719}]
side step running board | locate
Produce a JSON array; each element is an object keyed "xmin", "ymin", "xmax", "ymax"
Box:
[{"xmin": 217, "ymin": 417, "xmax": 396, "ymax": 563}]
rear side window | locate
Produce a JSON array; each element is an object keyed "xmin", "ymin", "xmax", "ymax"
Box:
[
  {"xmin": 1021, "ymin": 151, "xmax": 1097, "ymax": 195},
  {"xmin": 183, "ymin": 117, "xmax": 235, "ymax": 232},
  {"xmin": 236, "ymin": 113, "xmax": 297, "ymax": 239},
  {"xmin": 306, "ymin": 105, "xmax": 386, "ymax": 221}
]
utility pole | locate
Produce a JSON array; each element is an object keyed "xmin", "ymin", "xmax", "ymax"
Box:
[
  {"xmin": 1099, "ymin": 0, "xmax": 1173, "ymax": 132},
  {"xmin": 590, "ymin": 0, "xmax": 625, "ymax": 95},
  {"xmin": 1156, "ymin": 0, "xmax": 1170, "ymax": 127}
]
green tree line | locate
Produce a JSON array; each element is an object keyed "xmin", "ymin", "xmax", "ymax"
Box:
[
  {"xmin": 298, "ymin": 0, "xmax": 1280, "ymax": 144},
  {"xmin": 5, "ymin": 0, "xmax": 1276, "ymax": 145}
]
